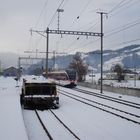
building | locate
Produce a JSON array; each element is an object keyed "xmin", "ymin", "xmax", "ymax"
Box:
[
  {"xmin": 3, "ymin": 67, "xmax": 18, "ymax": 77},
  {"xmin": 105, "ymin": 72, "xmax": 118, "ymax": 80},
  {"xmin": 105, "ymin": 72, "xmax": 140, "ymax": 80},
  {"xmin": 124, "ymin": 73, "xmax": 140, "ymax": 80}
]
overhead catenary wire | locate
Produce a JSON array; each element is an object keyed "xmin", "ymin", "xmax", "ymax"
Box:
[
  {"xmin": 87, "ymin": 0, "xmax": 133, "ymax": 32},
  {"xmin": 29, "ymin": 0, "xmax": 68, "ymax": 56},
  {"xmin": 30, "ymin": 0, "xmax": 140, "ymax": 56},
  {"xmin": 47, "ymin": 0, "xmax": 65, "ymax": 28},
  {"xmin": 65, "ymin": 0, "xmax": 131, "ymax": 53},
  {"xmin": 36, "ymin": 0, "xmax": 132, "ymax": 53},
  {"xmin": 28, "ymin": 0, "xmax": 49, "ymax": 56},
  {"xmin": 50, "ymin": 0, "xmax": 69, "ymax": 53},
  {"xmin": 108, "ymin": 0, "xmax": 140, "ymax": 17},
  {"xmin": 76, "ymin": 0, "xmax": 92, "ymax": 19},
  {"xmin": 105, "ymin": 19, "xmax": 140, "ymax": 37},
  {"xmin": 105, "ymin": 37, "xmax": 140, "ymax": 49},
  {"xmin": 108, "ymin": 0, "xmax": 127, "ymax": 14},
  {"xmin": 34, "ymin": 0, "xmax": 49, "ymax": 28},
  {"xmin": 68, "ymin": 0, "xmax": 93, "ymax": 30},
  {"xmin": 70, "ymin": 0, "xmax": 140, "ymax": 53}
]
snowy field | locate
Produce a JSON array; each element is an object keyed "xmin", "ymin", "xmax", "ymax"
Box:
[
  {"xmin": 0, "ymin": 75, "xmax": 140, "ymax": 140},
  {"xmin": 86, "ymin": 73, "xmax": 140, "ymax": 89}
]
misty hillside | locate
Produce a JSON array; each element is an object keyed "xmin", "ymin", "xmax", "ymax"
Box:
[
  {"xmin": 51, "ymin": 44, "xmax": 140, "ymax": 72},
  {"xmin": 0, "ymin": 52, "xmax": 19, "ymax": 69},
  {"xmin": 1, "ymin": 44, "xmax": 140, "ymax": 73}
]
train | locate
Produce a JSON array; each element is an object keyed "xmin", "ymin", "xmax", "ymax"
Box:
[
  {"xmin": 43, "ymin": 69, "xmax": 77, "ymax": 88},
  {"xmin": 20, "ymin": 77, "xmax": 59, "ymax": 110}
]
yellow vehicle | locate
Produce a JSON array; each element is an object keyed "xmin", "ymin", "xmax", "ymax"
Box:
[{"xmin": 20, "ymin": 78, "xmax": 59, "ymax": 110}]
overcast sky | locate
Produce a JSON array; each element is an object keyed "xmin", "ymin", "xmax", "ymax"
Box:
[{"xmin": 0, "ymin": 0, "xmax": 140, "ymax": 57}]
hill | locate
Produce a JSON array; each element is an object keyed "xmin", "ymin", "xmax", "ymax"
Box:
[
  {"xmin": 0, "ymin": 52, "xmax": 19, "ymax": 69},
  {"xmin": 52, "ymin": 44, "xmax": 140, "ymax": 72},
  {"xmin": 1, "ymin": 44, "xmax": 140, "ymax": 73}
]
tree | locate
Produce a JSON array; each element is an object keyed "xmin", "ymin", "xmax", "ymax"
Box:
[
  {"xmin": 69, "ymin": 52, "xmax": 88, "ymax": 82},
  {"xmin": 111, "ymin": 63, "xmax": 124, "ymax": 82}
]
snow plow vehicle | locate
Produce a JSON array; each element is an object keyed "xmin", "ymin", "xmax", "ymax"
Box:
[{"xmin": 20, "ymin": 78, "xmax": 59, "ymax": 110}]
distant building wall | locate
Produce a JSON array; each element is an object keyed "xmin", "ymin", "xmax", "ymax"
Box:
[
  {"xmin": 78, "ymin": 82, "xmax": 140, "ymax": 98},
  {"xmin": 3, "ymin": 67, "xmax": 18, "ymax": 77}
]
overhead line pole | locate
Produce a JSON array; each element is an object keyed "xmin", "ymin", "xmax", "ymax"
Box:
[
  {"xmin": 31, "ymin": 12, "xmax": 106, "ymax": 94},
  {"xmin": 31, "ymin": 28, "xmax": 102, "ymax": 76},
  {"xmin": 97, "ymin": 12, "xmax": 107, "ymax": 93},
  {"xmin": 31, "ymin": 29, "xmax": 102, "ymax": 37},
  {"xmin": 46, "ymin": 28, "xmax": 49, "ymax": 78}
]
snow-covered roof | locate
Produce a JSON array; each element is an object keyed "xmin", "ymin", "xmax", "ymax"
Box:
[{"xmin": 22, "ymin": 76, "xmax": 55, "ymax": 84}]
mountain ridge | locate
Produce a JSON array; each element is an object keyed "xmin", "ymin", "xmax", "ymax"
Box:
[{"xmin": 0, "ymin": 44, "xmax": 140, "ymax": 72}]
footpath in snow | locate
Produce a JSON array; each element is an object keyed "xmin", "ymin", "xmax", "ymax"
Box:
[{"xmin": 0, "ymin": 77, "xmax": 28, "ymax": 140}]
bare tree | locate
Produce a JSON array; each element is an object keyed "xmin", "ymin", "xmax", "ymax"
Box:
[
  {"xmin": 111, "ymin": 63, "xmax": 124, "ymax": 82},
  {"xmin": 69, "ymin": 52, "xmax": 88, "ymax": 82}
]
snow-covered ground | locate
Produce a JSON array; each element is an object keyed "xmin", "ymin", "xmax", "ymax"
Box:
[
  {"xmin": 0, "ymin": 76, "xmax": 28, "ymax": 140},
  {"xmin": 0, "ymin": 75, "xmax": 140, "ymax": 140}
]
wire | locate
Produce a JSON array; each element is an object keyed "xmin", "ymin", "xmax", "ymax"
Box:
[
  {"xmin": 106, "ymin": 38, "xmax": 140, "ymax": 48},
  {"xmin": 78, "ymin": 15, "xmax": 140, "ymax": 51},
  {"xmin": 108, "ymin": 0, "xmax": 139, "ymax": 17},
  {"xmin": 47, "ymin": 0, "xmax": 65, "ymax": 28},
  {"xmin": 77, "ymin": 0, "xmax": 92, "ymax": 19},
  {"xmin": 49, "ymin": 0, "xmax": 70, "ymax": 53},
  {"xmin": 105, "ymin": 19, "xmax": 140, "ymax": 37},
  {"xmin": 34, "ymin": 0, "xmax": 49, "ymax": 28},
  {"xmin": 108, "ymin": 0, "xmax": 127, "ymax": 14},
  {"xmin": 87, "ymin": 0, "xmax": 133, "ymax": 32},
  {"xmin": 68, "ymin": 0, "xmax": 93, "ymax": 30}
]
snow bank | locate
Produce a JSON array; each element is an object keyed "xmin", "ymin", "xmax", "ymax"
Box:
[{"xmin": 0, "ymin": 76, "xmax": 28, "ymax": 140}]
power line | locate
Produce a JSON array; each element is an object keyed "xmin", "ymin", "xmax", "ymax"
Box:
[
  {"xmin": 28, "ymin": 0, "xmax": 49, "ymax": 55},
  {"xmin": 108, "ymin": 0, "xmax": 127, "ymax": 14},
  {"xmin": 105, "ymin": 19, "xmax": 140, "ymax": 37},
  {"xmin": 31, "ymin": 0, "xmax": 66, "ymax": 56},
  {"xmin": 105, "ymin": 37, "xmax": 140, "ymax": 48},
  {"xmin": 108, "ymin": 0, "xmax": 139, "ymax": 17},
  {"xmin": 34, "ymin": 0, "xmax": 49, "ymax": 28},
  {"xmin": 87, "ymin": 0, "xmax": 134, "ymax": 32},
  {"xmin": 66, "ymin": 0, "xmax": 140, "ymax": 54},
  {"xmin": 47, "ymin": 0, "xmax": 65, "ymax": 28},
  {"xmin": 47, "ymin": 0, "xmax": 69, "ymax": 53},
  {"xmin": 68, "ymin": 0, "xmax": 93, "ymax": 30},
  {"xmin": 78, "ymin": 16, "xmax": 140, "ymax": 50},
  {"xmin": 106, "ymin": 17, "xmax": 140, "ymax": 34},
  {"xmin": 76, "ymin": 0, "xmax": 92, "ymax": 19}
]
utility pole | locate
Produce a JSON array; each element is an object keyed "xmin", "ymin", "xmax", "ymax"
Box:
[
  {"xmin": 133, "ymin": 53, "xmax": 137, "ymax": 87},
  {"xmin": 31, "ymin": 28, "xmax": 101, "ymax": 76},
  {"xmin": 52, "ymin": 51, "xmax": 67, "ymax": 70},
  {"xmin": 97, "ymin": 12, "xmax": 107, "ymax": 93},
  {"xmin": 18, "ymin": 56, "xmax": 45, "ymax": 78},
  {"xmin": 31, "ymin": 13, "xmax": 105, "ymax": 84},
  {"xmin": 53, "ymin": 51, "xmax": 56, "ymax": 69},
  {"xmin": 24, "ymin": 49, "xmax": 67, "ymax": 72},
  {"xmin": 46, "ymin": 27, "xmax": 49, "ymax": 78},
  {"xmin": 0, "ymin": 60, "xmax": 1, "ymax": 73},
  {"xmin": 18, "ymin": 57, "xmax": 21, "ymax": 80}
]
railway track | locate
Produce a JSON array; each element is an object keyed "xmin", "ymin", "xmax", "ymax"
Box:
[
  {"xmin": 74, "ymin": 87, "xmax": 140, "ymax": 109},
  {"xmin": 35, "ymin": 109, "xmax": 80, "ymax": 140},
  {"xmin": 58, "ymin": 89, "xmax": 140, "ymax": 125},
  {"xmin": 35, "ymin": 110, "xmax": 53, "ymax": 140}
]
